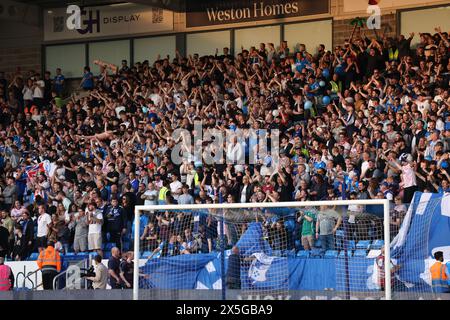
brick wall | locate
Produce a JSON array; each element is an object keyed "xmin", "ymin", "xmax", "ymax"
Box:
[
  {"xmin": 333, "ymin": 13, "xmax": 397, "ymax": 47},
  {"xmin": 0, "ymin": 46, "xmax": 41, "ymax": 76}
]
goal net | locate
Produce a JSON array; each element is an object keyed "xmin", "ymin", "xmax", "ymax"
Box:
[{"xmin": 132, "ymin": 199, "xmax": 407, "ymax": 300}]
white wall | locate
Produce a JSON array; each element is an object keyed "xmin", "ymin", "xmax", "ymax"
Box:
[
  {"xmin": 187, "ymin": 30, "xmax": 231, "ymax": 57},
  {"xmin": 284, "ymin": 20, "xmax": 333, "ymax": 55},
  {"xmin": 134, "ymin": 35, "xmax": 176, "ymax": 64}
]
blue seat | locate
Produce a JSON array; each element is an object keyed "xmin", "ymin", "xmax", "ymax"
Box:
[
  {"xmin": 347, "ymin": 240, "xmax": 356, "ymax": 250},
  {"xmin": 76, "ymin": 252, "xmax": 89, "ymax": 258},
  {"xmin": 314, "ymin": 239, "xmax": 322, "ymax": 248},
  {"xmin": 356, "ymin": 240, "xmax": 371, "ymax": 250},
  {"xmin": 338, "ymin": 250, "xmax": 353, "ymax": 257},
  {"xmin": 353, "ymin": 250, "xmax": 368, "ymax": 257},
  {"xmin": 28, "ymin": 252, "xmax": 39, "ymax": 260},
  {"xmin": 122, "ymin": 242, "xmax": 131, "ymax": 251},
  {"xmin": 324, "ymin": 250, "xmax": 338, "ymax": 258},
  {"xmin": 141, "ymin": 251, "xmax": 152, "ymax": 258},
  {"xmin": 310, "ymin": 248, "xmax": 323, "ymax": 258},
  {"xmin": 296, "ymin": 250, "xmax": 310, "ymax": 258},
  {"xmin": 103, "ymin": 251, "xmax": 112, "ymax": 259},
  {"xmin": 65, "ymin": 252, "xmax": 75, "ymax": 257},
  {"xmin": 104, "ymin": 242, "xmax": 115, "ymax": 251},
  {"xmin": 371, "ymin": 240, "xmax": 384, "ymax": 250}
]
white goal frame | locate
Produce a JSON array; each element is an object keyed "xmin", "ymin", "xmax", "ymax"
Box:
[{"xmin": 133, "ymin": 199, "xmax": 391, "ymax": 300}]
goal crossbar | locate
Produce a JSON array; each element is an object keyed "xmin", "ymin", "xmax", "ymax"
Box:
[{"xmin": 133, "ymin": 199, "xmax": 391, "ymax": 300}]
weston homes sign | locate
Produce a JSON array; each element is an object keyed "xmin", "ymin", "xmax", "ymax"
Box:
[
  {"xmin": 186, "ymin": 0, "xmax": 329, "ymax": 28},
  {"xmin": 44, "ymin": 3, "xmax": 174, "ymax": 41}
]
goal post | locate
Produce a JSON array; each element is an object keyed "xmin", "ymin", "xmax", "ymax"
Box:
[{"xmin": 132, "ymin": 199, "xmax": 391, "ymax": 300}]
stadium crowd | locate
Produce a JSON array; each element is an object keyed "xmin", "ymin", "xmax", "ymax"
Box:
[{"xmin": 0, "ymin": 27, "xmax": 449, "ymax": 262}]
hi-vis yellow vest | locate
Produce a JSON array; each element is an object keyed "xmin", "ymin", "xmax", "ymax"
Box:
[
  {"xmin": 194, "ymin": 173, "xmax": 200, "ymax": 187},
  {"xmin": 330, "ymin": 81, "xmax": 339, "ymax": 93},
  {"xmin": 388, "ymin": 48, "xmax": 399, "ymax": 61},
  {"xmin": 158, "ymin": 186, "xmax": 168, "ymax": 201}
]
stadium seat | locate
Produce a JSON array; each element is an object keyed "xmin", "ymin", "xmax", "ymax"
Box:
[
  {"xmin": 104, "ymin": 242, "xmax": 115, "ymax": 251},
  {"xmin": 141, "ymin": 251, "xmax": 152, "ymax": 258},
  {"xmin": 75, "ymin": 252, "xmax": 89, "ymax": 258},
  {"xmin": 324, "ymin": 250, "xmax": 338, "ymax": 258},
  {"xmin": 314, "ymin": 239, "xmax": 322, "ymax": 248},
  {"xmin": 122, "ymin": 241, "xmax": 131, "ymax": 251},
  {"xmin": 310, "ymin": 248, "xmax": 323, "ymax": 258},
  {"xmin": 28, "ymin": 252, "xmax": 39, "ymax": 261},
  {"xmin": 285, "ymin": 249, "xmax": 297, "ymax": 258},
  {"xmin": 367, "ymin": 249, "xmax": 381, "ymax": 258},
  {"xmin": 371, "ymin": 240, "xmax": 384, "ymax": 250},
  {"xmin": 348, "ymin": 240, "xmax": 356, "ymax": 250},
  {"xmin": 353, "ymin": 250, "xmax": 368, "ymax": 257},
  {"xmin": 272, "ymin": 250, "xmax": 282, "ymax": 256},
  {"xmin": 65, "ymin": 252, "xmax": 75, "ymax": 257},
  {"xmin": 356, "ymin": 240, "xmax": 371, "ymax": 250},
  {"xmin": 338, "ymin": 250, "xmax": 353, "ymax": 257},
  {"xmin": 296, "ymin": 250, "xmax": 310, "ymax": 258},
  {"xmin": 103, "ymin": 251, "xmax": 112, "ymax": 259}
]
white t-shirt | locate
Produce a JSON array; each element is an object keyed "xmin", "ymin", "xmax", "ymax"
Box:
[
  {"xmin": 149, "ymin": 93, "xmax": 163, "ymax": 107},
  {"xmin": 401, "ymin": 164, "xmax": 417, "ymax": 188},
  {"xmin": 37, "ymin": 213, "xmax": 52, "ymax": 237},
  {"xmin": 87, "ymin": 210, "xmax": 103, "ymax": 234},
  {"xmin": 22, "ymin": 86, "xmax": 33, "ymax": 100},
  {"xmin": 170, "ymin": 180, "xmax": 183, "ymax": 200},
  {"xmin": 33, "ymin": 80, "xmax": 45, "ymax": 98},
  {"xmin": 143, "ymin": 189, "xmax": 158, "ymax": 206},
  {"xmin": 240, "ymin": 185, "xmax": 248, "ymax": 203}
]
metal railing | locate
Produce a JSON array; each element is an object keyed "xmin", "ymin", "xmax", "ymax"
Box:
[
  {"xmin": 53, "ymin": 259, "xmax": 89, "ymax": 290},
  {"xmin": 21, "ymin": 268, "xmax": 42, "ymax": 290}
]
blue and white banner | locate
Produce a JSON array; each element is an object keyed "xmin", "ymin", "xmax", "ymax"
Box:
[
  {"xmin": 390, "ymin": 192, "xmax": 450, "ymax": 291},
  {"xmin": 140, "ymin": 193, "xmax": 450, "ymax": 292}
]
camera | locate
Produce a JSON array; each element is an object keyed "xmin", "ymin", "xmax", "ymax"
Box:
[{"xmin": 80, "ymin": 266, "xmax": 96, "ymax": 278}]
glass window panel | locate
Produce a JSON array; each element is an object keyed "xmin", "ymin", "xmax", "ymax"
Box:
[
  {"xmin": 284, "ymin": 20, "xmax": 332, "ymax": 55},
  {"xmin": 88, "ymin": 40, "xmax": 130, "ymax": 75},
  {"xmin": 235, "ymin": 25, "xmax": 281, "ymax": 52},
  {"xmin": 187, "ymin": 30, "xmax": 230, "ymax": 57},
  {"xmin": 45, "ymin": 44, "xmax": 85, "ymax": 78},
  {"xmin": 134, "ymin": 35, "xmax": 176, "ymax": 64}
]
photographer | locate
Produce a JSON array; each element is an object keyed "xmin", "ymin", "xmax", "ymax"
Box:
[{"xmin": 86, "ymin": 254, "xmax": 107, "ymax": 289}]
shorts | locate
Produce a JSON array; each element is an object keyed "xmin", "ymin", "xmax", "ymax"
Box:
[
  {"xmin": 88, "ymin": 233, "xmax": 102, "ymax": 250},
  {"xmin": 36, "ymin": 236, "xmax": 47, "ymax": 248},
  {"xmin": 301, "ymin": 235, "xmax": 314, "ymax": 248},
  {"xmin": 74, "ymin": 235, "xmax": 88, "ymax": 252}
]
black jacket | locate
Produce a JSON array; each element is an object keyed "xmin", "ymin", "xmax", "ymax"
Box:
[
  {"xmin": 21, "ymin": 219, "xmax": 35, "ymax": 245},
  {"xmin": 238, "ymin": 184, "xmax": 254, "ymax": 203}
]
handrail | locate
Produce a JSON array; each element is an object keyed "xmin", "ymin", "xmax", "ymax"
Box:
[
  {"xmin": 53, "ymin": 259, "xmax": 89, "ymax": 290},
  {"xmin": 22, "ymin": 269, "xmax": 41, "ymax": 290},
  {"xmin": 53, "ymin": 269, "xmax": 67, "ymax": 290}
]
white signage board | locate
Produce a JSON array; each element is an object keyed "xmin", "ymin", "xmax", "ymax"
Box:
[{"xmin": 44, "ymin": 3, "xmax": 174, "ymax": 41}]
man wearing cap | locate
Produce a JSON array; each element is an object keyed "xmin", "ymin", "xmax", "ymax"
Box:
[{"xmin": 393, "ymin": 153, "xmax": 417, "ymax": 203}]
